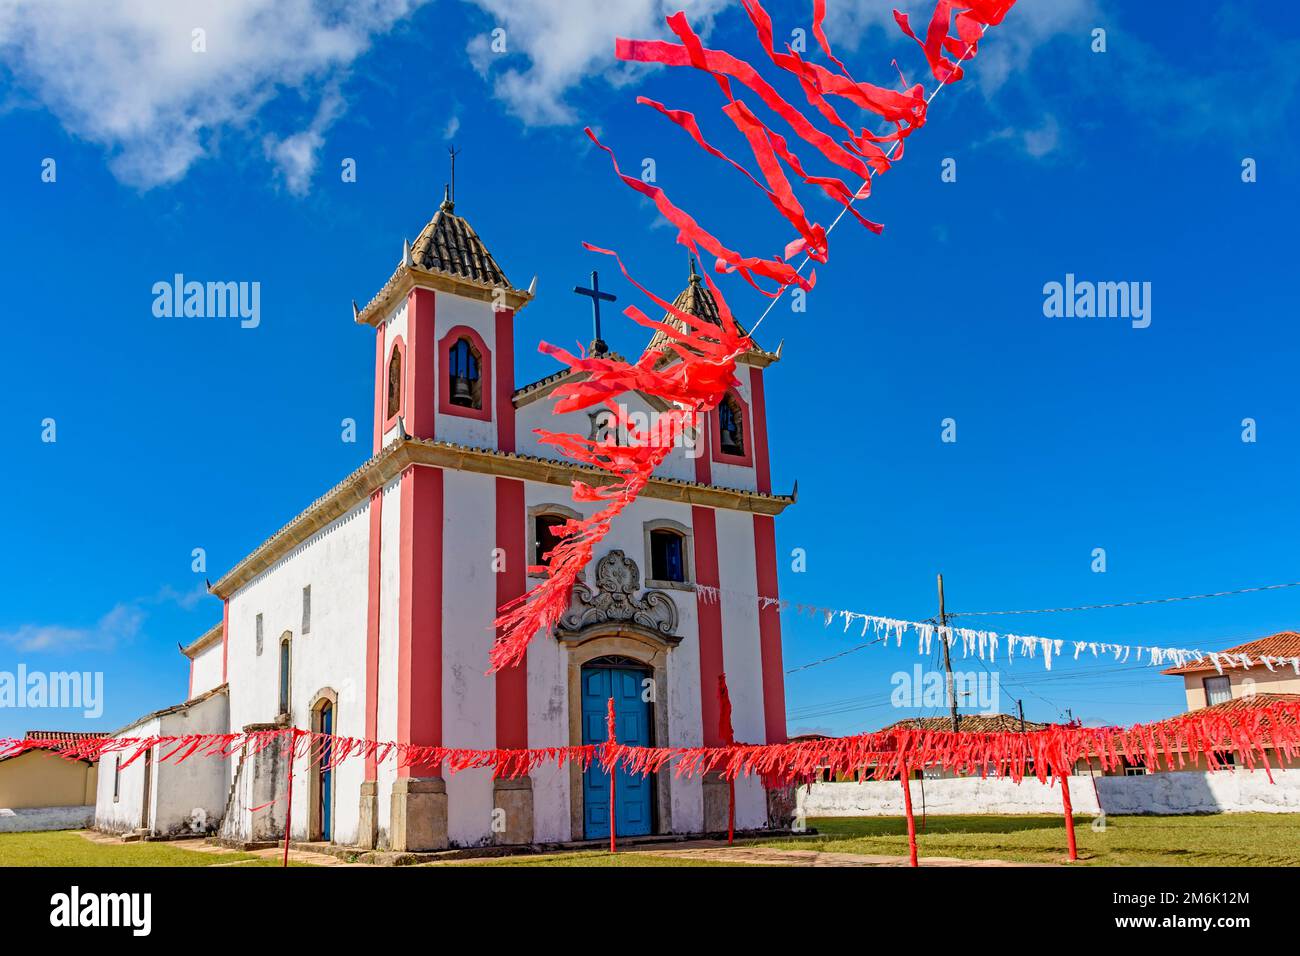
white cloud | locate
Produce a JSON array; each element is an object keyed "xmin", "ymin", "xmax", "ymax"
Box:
[
  {"xmin": 443, "ymin": 113, "xmax": 462, "ymax": 140},
  {"xmin": 820, "ymin": 0, "xmax": 1098, "ymax": 95},
  {"xmin": 462, "ymin": 0, "xmax": 729, "ymax": 126},
  {"xmin": 0, "ymin": 0, "xmax": 430, "ymax": 191},
  {"xmin": 0, "ymin": 604, "xmax": 144, "ymax": 653}
]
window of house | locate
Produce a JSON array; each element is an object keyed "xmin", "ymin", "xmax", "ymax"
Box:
[
  {"xmin": 719, "ymin": 393, "xmax": 744, "ymax": 456},
  {"xmin": 1124, "ymin": 765, "xmax": 1148, "ymax": 776},
  {"xmin": 255, "ymin": 613, "xmax": 264, "ymax": 656},
  {"xmin": 534, "ymin": 514, "xmax": 568, "ymax": 568},
  {"xmin": 1204, "ymin": 675, "xmax": 1231, "ymax": 707},
  {"xmin": 386, "ymin": 345, "xmax": 403, "ymax": 419},
  {"xmin": 112, "ymin": 756, "xmax": 120, "ymax": 802},
  {"xmin": 302, "ymin": 585, "xmax": 312, "ymax": 635},
  {"xmin": 278, "ymin": 636, "xmax": 292, "ymax": 716},
  {"xmin": 448, "ymin": 337, "xmax": 482, "ymax": 409},
  {"xmin": 650, "ymin": 529, "xmax": 686, "ymax": 583}
]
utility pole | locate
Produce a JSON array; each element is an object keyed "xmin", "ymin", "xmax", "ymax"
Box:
[
  {"xmin": 937, "ymin": 573, "xmax": 959, "ymax": 733},
  {"xmin": 1017, "ymin": 699, "xmax": 1026, "ymax": 734}
]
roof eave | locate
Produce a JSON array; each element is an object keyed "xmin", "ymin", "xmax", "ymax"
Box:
[{"xmin": 356, "ymin": 266, "xmax": 534, "ymax": 327}]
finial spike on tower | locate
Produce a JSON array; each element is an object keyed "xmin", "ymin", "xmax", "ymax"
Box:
[
  {"xmin": 402, "ymin": 238, "xmax": 413, "ymax": 267},
  {"xmin": 352, "ymin": 299, "xmax": 360, "ymax": 321},
  {"xmin": 527, "ymin": 275, "xmax": 537, "ymax": 297}
]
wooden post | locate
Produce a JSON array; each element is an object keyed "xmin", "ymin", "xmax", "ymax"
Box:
[
  {"xmin": 900, "ymin": 766, "xmax": 919, "ymax": 867},
  {"xmin": 606, "ymin": 697, "xmax": 617, "ymax": 854},
  {"xmin": 937, "ymin": 574, "xmax": 959, "ymax": 733},
  {"xmin": 1060, "ymin": 773, "xmax": 1078, "ymax": 862},
  {"xmin": 282, "ymin": 728, "xmax": 300, "ymax": 869}
]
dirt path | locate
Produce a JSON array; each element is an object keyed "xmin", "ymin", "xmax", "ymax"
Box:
[{"xmin": 627, "ymin": 843, "xmax": 1054, "ymax": 867}]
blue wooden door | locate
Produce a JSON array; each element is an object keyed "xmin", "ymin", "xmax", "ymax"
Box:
[
  {"xmin": 581, "ymin": 665, "xmax": 653, "ymax": 839},
  {"xmin": 318, "ymin": 703, "xmax": 333, "ymax": 842}
]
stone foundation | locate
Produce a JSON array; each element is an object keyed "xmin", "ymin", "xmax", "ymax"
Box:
[
  {"xmin": 492, "ymin": 777, "xmax": 535, "ymax": 845},
  {"xmin": 389, "ymin": 776, "xmax": 448, "ymax": 851},
  {"xmin": 356, "ymin": 780, "xmax": 378, "ymax": 850}
]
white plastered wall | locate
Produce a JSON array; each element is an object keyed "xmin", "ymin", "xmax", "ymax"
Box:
[{"xmin": 224, "ymin": 497, "xmax": 371, "ymax": 846}]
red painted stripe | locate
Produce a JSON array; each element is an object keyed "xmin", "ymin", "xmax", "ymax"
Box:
[
  {"xmin": 753, "ymin": 514, "xmax": 786, "ymax": 743},
  {"xmin": 397, "ymin": 465, "xmax": 443, "ymax": 777},
  {"xmin": 221, "ymin": 599, "xmax": 229, "ymax": 684},
  {"xmin": 694, "ymin": 412, "xmax": 712, "ymax": 485},
  {"xmin": 495, "ymin": 309, "xmax": 516, "ymax": 452},
  {"xmin": 494, "ymin": 477, "xmax": 528, "ymax": 748},
  {"xmin": 364, "ymin": 488, "xmax": 384, "ymax": 778},
  {"xmin": 407, "ymin": 288, "xmax": 437, "ymax": 440},
  {"xmin": 372, "ymin": 327, "xmax": 386, "ymax": 454},
  {"xmin": 692, "ymin": 506, "xmax": 724, "ymax": 746},
  {"xmin": 749, "ymin": 366, "xmax": 772, "ymax": 495},
  {"xmin": 187, "ymin": 658, "xmax": 193, "ymax": 701}
]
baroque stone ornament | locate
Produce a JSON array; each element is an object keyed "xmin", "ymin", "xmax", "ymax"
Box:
[{"xmin": 558, "ymin": 550, "xmax": 678, "ymax": 639}]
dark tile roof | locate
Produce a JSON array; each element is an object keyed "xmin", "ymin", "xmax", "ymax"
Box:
[
  {"xmin": 409, "ymin": 196, "xmax": 514, "ymax": 289},
  {"xmin": 644, "ymin": 265, "xmax": 764, "ymax": 360},
  {"xmin": 883, "ymin": 714, "xmax": 1050, "ymax": 734},
  {"xmin": 1163, "ymin": 631, "xmax": 1300, "ymax": 674},
  {"xmin": 1193, "ymin": 692, "xmax": 1300, "ymax": 717}
]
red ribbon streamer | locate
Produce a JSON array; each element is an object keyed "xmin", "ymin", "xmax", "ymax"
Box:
[
  {"xmin": 487, "ymin": 0, "xmax": 1017, "ymax": 673},
  {"xmin": 9, "ymin": 700, "xmax": 1293, "ymax": 796}
]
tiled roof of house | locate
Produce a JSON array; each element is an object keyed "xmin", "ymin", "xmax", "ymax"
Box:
[
  {"xmin": 0, "ymin": 731, "xmax": 103, "ymax": 764},
  {"xmin": 1193, "ymin": 692, "xmax": 1300, "ymax": 717},
  {"xmin": 1162, "ymin": 631, "xmax": 1300, "ymax": 675},
  {"xmin": 883, "ymin": 713, "xmax": 1050, "ymax": 734}
]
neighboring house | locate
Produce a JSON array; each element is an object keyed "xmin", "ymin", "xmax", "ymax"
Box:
[
  {"xmin": 1157, "ymin": 633, "xmax": 1300, "ymax": 772},
  {"xmin": 1163, "ymin": 631, "xmax": 1300, "ymax": 711},
  {"xmin": 0, "ymin": 731, "xmax": 98, "ymax": 832},
  {"xmin": 93, "ymin": 684, "xmax": 230, "ymax": 839},
  {"xmin": 106, "ymin": 194, "xmax": 793, "ymax": 852}
]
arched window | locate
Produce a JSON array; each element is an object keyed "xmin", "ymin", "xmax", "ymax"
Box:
[
  {"xmin": 719, "ymin": 394, "xmax": 744, "ymax": 457},
  {"xmin": 534, "ymin": 513, "xmax": 568, "ymax": 568},
  {"xmin": 278, "ymin": 635, "xmax": 292, "ymax": 716},
  {"xmin": 649, "ymin": 529, "xmax": 686, "ymax": 583},
  {"xmin": 448, "ymin": 337, "xmax": 482, "ymax": 409},
  {"xmin": 386, "ymin": 345, "xmax": 403, "ymax": 419}
]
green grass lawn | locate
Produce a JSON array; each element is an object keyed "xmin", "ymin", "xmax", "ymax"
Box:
[
  {"xmin": 0, "ymin": 831, "xmax": 290, "ymax": 867},
  {"xmin": 755, "ymin": 814, "xmax": 1300, "ymax": 866}
]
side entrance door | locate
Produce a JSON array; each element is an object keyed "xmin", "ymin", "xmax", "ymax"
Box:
[{"xmin": 581, "ymin": 660, "xmax": 653, "ymax": 839}]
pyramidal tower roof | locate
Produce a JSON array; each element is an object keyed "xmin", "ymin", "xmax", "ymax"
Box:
[
  {"xmin": 409, "ymin": 189, "xmax": 513, "ymax": 288},
  {"xmin": 355, "ymin": 188, "xmax": 532, "ymax": 326},
  {"xmin": 644, "ymin": 260, "xmax": 778, "ymax": 366}
]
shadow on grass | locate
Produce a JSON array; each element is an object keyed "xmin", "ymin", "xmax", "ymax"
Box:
[{"xmin": 810, "ymin": 815, "xmax": 1076, "ymax": 838}]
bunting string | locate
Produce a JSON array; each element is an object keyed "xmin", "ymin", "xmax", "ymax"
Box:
[
  {"xmin": 692, "ymin": 585, "xmax": 1300, "ymax": 676},
  {"xmin": 7, "ymin": 699, "xmax": 1297, "ymax": 789},
  {"xmin": 489, "ymin": 0, "xmax": 1021, "ymax": 673}
]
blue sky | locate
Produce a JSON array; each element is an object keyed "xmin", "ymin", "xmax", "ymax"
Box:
[{"xmin": 1, "ymin": 0, "xmax": 1298, "ymax": 739}]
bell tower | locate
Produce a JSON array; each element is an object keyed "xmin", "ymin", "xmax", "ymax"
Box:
[{"xmin": 354, "ymin": 183, "xmax": 533, "ymax": 455}]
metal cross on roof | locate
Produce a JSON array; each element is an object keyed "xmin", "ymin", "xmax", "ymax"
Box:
[{"xmin": 572, "ymin": 270, "xmax": 616, "ymax": 355}]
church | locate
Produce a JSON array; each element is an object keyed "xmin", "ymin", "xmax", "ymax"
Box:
[{"xmin": 95, "ymin": 191, "xmax": 794, "ymax": 851}]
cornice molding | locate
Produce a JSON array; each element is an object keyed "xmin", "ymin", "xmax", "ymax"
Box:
[{"xmin": 211, "ymin": 439, "xmax": 794, "ymax": 599}]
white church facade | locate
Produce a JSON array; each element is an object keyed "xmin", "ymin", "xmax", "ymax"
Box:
[{"xmin": 97, "ymin": 194, "xmax": 793, "ymax": 851}]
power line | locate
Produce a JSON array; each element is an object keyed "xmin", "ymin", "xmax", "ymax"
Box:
[{"xmin": 948, "ymin": 580, "xmax": 1300, "ymax": 618}]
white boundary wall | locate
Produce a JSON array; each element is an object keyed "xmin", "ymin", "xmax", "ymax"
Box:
[{"xmin": 798, "ymin": 769, "xmax": 1300, "ymax": 817}]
